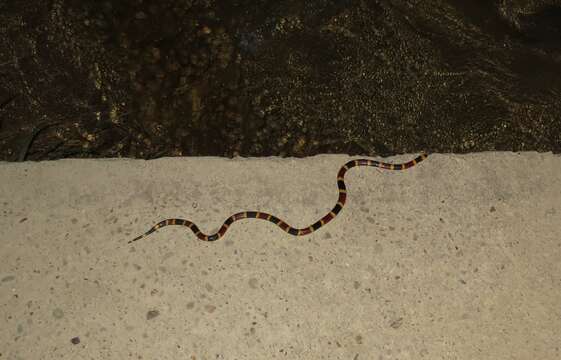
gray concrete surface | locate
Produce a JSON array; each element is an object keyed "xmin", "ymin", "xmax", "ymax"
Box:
[{"xmin": 1, "ymin": 152, "xmax": 560, "ymax": 359}]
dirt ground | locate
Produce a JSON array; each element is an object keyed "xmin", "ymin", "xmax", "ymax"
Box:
[{"xmin": 1, "ymin": 0, "xmax": 560, "ymax": 161}]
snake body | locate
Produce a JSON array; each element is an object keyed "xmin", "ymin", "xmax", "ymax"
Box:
[{"xmin": 129, "ymin": 154, "xmax": 427, "ymax": 244}]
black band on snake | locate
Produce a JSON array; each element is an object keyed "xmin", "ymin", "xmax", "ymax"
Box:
[{"xmin": 129, "ymin": 153, "xmax": 427, "ymax": 244}]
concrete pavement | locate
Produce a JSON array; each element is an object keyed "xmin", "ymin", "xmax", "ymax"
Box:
[{"xmin": 1, "ymin": 152, "xmax": 560, "ymax": 359}]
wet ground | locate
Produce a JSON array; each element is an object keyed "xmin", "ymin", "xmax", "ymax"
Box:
[{"xmin": 1, "ymin": 0, "xmax": 560, "ymax": 161}]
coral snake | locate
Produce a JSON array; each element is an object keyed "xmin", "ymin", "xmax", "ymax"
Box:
[{"xmin": 129, "ymin": 153, "xmax": 427, "ymax": 244}]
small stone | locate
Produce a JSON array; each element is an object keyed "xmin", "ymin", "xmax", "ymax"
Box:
[
  {"xmin": 1, "ymin": 275, "xmax": 15, "ymax": 282},
  {"xmin": 146, "ymin": 310, "xmax": 160, "ymax": 320},
  {"xmin": 390, "ymin": 317, "xmax": 403, "ymax": 329},
  {"xmin": 71, "ymin": 337, "xmax": 80, "ymax": 345}
]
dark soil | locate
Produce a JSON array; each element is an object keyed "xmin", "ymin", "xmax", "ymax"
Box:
[{"xmin": 1, "ymin": 0, "xmax": 560, "ymax": 161}]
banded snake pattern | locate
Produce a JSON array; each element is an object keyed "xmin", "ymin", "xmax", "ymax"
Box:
[{"xmin": 129, "ymin": 154, "xmax": 427, "ymax": 244}]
